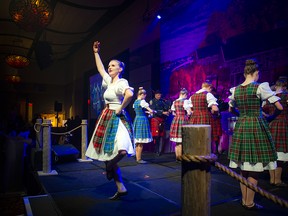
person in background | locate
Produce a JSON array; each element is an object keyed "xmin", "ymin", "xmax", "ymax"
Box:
[
  {"xmin": 86, "ymin": 41, "xmax": 135, "ymax": 200},
  {"xmin": 263, "ymin": 78, "xmax": 288, "ymax": 187},
  {"xmin": 210, "ymin": 86, "xmax": 223, "ymax": 155},
  {"xmin": 133, "ymin": 87, "xmax": 154, "ymax": 164},
  {"xmin": 188, "ymin": 81, "xmax": 219, "ymax": 152},
  {"xmin": 228, "ymin": 59, "xmax": 282, "ymax": 210},
  {"xmin": 169, "ymin": 88, "xmax": 192, "ymax": 160},
  {"xmin": 149, "ymin": 90, "xmax": 171, "ymax": 156}
]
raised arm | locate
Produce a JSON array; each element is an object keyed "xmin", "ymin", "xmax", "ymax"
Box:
[{"xmin": 93, "ymin": 41, "xmax": 107, "ymax": 78}]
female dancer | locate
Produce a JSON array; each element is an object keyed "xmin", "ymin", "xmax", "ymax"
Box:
[
  {"xmin": 169, "ymin": 88, "xmax": 192, "ymax": 160},
  {"xmin": 86, "ymin": 41, "xmax": 135, "ymax": 200},
  {"xmin": 133, "ymin": 87, "xmax": 154, "ymax": 164},
  {"xmin": 263, "ymin": 79, "xmax": 288, "ymax": 187},
  {"xmin": 228, "ymin": 59, "xmax": 282, "ymax": 210}
]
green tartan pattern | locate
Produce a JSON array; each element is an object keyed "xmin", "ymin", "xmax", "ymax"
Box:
[
  {"xmin": 103, "ymin": 112, "xmax": 119, "ymax": 153},
  {"xmin": 228, "ymin": 82, "xmax": 277, "ymax": 163},
  {"xmin": 133, "ymin": 100, "xmax": 152, "ymax": 141}
]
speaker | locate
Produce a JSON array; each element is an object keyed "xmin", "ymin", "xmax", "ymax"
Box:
[
  {"xmin": 52, "ymin": 144, "xmax": 80, "ymax": 163},
  {"xmin": 54, "ymin": 101, "xmax": 62, "ymax": 112},
  {"xmin": 35, "ymin": 41, "xmax": 53, "ymax": 70}
]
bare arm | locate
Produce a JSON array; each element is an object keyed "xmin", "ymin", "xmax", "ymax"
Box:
[
  {"xmin": 145, "ymin": 106, "xmax": 154, "ymax": 113},
  {"xmin": 115, "ymin": 88, "xmax": 134, "ymax": 115},
  {"xmin": 93, "ymin": 41, "xmax": 106, "ymax": 78}
]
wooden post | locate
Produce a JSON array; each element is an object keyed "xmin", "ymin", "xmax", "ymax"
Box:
[{"xmin": 182, "ymin": 124, "xmax": 211, "ymax": 216}]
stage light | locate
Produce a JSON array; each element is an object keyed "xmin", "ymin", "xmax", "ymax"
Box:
[{"xmin": 157, "ymin": 14, "xmax": 162, "ymax": 19}]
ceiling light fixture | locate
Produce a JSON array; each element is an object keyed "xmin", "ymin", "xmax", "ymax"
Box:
[
  {"xmin": 5, "ymin": 54, "xmax": 30, "ymax": 68},
  {"xmin": 9, "ymin": 0, "xmax": 54, "ymax": 32}
]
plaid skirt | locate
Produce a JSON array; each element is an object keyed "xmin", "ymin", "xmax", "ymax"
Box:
[
  {"xmin": 170, "ymin": 115, "xmax": 187, "ymax": 142},
  {"xmin": 189, "ymin": 110, "xmax": 218, "ymax": 139},
  {"xmin": 211, "ymin": 115, "xmax": 222, "ymax": 141},
  {"xmin": 269, "ymin": 118, "xmax": 288, "ymax": 154},
  {"xmin": 228, "ymin": 116, "xmax": 277, "ymax": 164},
  {"xmin": 133, "ymin": 115, "xmax": 152, "ymax": 143}
]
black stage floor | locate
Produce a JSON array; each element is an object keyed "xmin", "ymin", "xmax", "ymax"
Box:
[{"xmin": 24, "ymin": 152, "xmax": 288, "ymax": 216}]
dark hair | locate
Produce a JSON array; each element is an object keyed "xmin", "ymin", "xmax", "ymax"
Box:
[
  {"xmin": 244, "ymin": 59, "xmax": 259, "ymax": 76},
  {"xmin": 180, "ymin": 88, "xmax": 188, "ymax": 95},
  {"xmin": 154, "ymin": 89, "xmax": 162, "ymax": 94},
  {"xmin": 138, "ymin": 87, "xmax": 146, "ymax": 96}
]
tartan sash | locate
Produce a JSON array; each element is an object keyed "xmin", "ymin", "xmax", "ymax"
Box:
[{"xmin": 93, "ymin": 108, "xmax": 134, "ymax": 154}]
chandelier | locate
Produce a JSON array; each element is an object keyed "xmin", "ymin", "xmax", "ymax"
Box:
[
  {"xmin": 9, "ymin": 0, "xmax": 54, "ymax": 32},
  {"xmin": 5, "ymin": 54, "xmax": 30, "ymax": 68},
  {"xmin": 6, "ymin": 75, "xmax": 21, "ymax": 83}
]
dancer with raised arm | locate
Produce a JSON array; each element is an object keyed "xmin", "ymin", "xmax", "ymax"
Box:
[{"xmin": 86, "ymin": 41, "xmax": 135, "ymax": 200}]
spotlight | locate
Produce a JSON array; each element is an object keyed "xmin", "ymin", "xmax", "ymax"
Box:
[{"xmin": 157, "ymin": 14, "xmax": 161, "ymax": 19}]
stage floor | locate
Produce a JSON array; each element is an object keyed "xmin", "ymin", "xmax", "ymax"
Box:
[{"xmin": 25, "ymin": 152, "xmax": 288, "ymax": 216}]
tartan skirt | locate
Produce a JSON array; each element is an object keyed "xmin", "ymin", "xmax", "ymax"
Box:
[
  {"xmin": 170, "ymin": 115, "xmax": 187, "ymax": 142},
  {"xmin": 85, "ymin": 108, "xmax": 135, "ymax": 161},
  {"xmin": 228, "ymin": 116, "xmax": 277, "ymax": 164},
  {"xmin": 269, "ymin": 116, "xmax": 288, "ymax": 161},
  {"xmin": 189, "ymin": 110, "xmax": 218, "ymax": 139},
  {"xmin": 133, "ymin": 115, "xmax": 153, "ymax": 143},
  {"xmin": 211, "ymin": 115, "xmax": 222, "ymax": 141}
]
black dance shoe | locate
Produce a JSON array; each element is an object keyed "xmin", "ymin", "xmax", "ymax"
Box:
[
  {"xmin": 109, "ymin": 191, "xmax": 128, "ymax": 200},
  {"xmin": 241, "ymin": 202, "xmax": 263, "ymax": 210},
  {"xmin": 270, "ymin": 182, "xmax": 288, "ymax": 187}
]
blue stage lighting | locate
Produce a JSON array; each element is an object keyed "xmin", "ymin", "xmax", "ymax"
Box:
[{"xmin": 157, "ymin": 15, "xmax": 161, "ymax": 19}]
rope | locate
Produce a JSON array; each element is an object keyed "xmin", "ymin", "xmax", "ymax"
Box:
[
  {"xmin": 51, "ymin": 125, "xmax": 82, "ymax": 136},
  {"xmin": 180, "ymin": 153, "xmax": 288, "ymax": 208},
  {"xmin": 34, "ymin": 123, "xmax": 82, "ymax": 136}
]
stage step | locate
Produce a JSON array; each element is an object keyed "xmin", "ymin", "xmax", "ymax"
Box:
[{"xmin": 23, "ymin": 194, "xmax": 61, "ymax": 216}]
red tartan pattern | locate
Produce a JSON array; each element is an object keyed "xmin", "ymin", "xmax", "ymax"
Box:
[
  {"xmin": 188, "ymin": 92, "xmax": 217, "ymax": 138},
  {"xmin": 265, "ymin": 92, "xmax": 288, "ymax": 153},
  {"xmin": 170, "ymin": 100, "xmax": 188, "ymax": 140},
  {"xmin": 92, "ymin": 108, "xmax": 114, "ymax": 153},
  {"xmin": 211, "ymin": 115, "xmax": 222, "ymax": 141},
  {"xmin": 150, "ymin": 117, "xmax": 165, "ymax": 137}
]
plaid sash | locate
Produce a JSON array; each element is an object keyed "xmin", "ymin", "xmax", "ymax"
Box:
[{"xmin": 93, "ymin": 108, "xmax": 134, "ymax": 154}]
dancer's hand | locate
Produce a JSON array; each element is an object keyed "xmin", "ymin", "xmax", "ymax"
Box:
[{"xmin": 93, "ymin": 41, "xmax": 100, "ymax": 53}]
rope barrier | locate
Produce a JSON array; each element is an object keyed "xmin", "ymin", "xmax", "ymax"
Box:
[
  {"xmin": 50, "ymin": 125, "xmax": 82, "ymax": 136},
  {"xmin": 34, "ymin": 123, "xmax": 82, "ymax": 136},
  {"xmin": 180, "ymin": 153, "xmax": 288, "ymax": 208}
]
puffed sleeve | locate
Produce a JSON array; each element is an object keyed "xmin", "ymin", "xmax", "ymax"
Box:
[
  {"xmin": 206, "ymin": 93, "xmax": 218, "ymax": 107},
  {"xmin": 115, "ymin": 78, "xmax": 134, "ymax": 95},
  {"xmin": 140, "ymin": 99, "xmax": 149, "ymax": 108},
  {"xmin": 183, "ymin": 99, "xmax": 192, "ymax": 111},
  {"xmin": 170, "ymin": 101, "xmax": 176, "ymax": 111},
  {"xmin": 228, "ymin": 87, "xmax": 236, "ymax": 107},
  {"xmin": 257, "ymin": 82, "xmax": 280, "ymax": 103},
  {"xmin": 102, "ymin": 73, "xmax": 111, "ymax": 89},
  {"xmin": 189, "ymin": 96, "xmax": 193, "ymax": 107}
]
